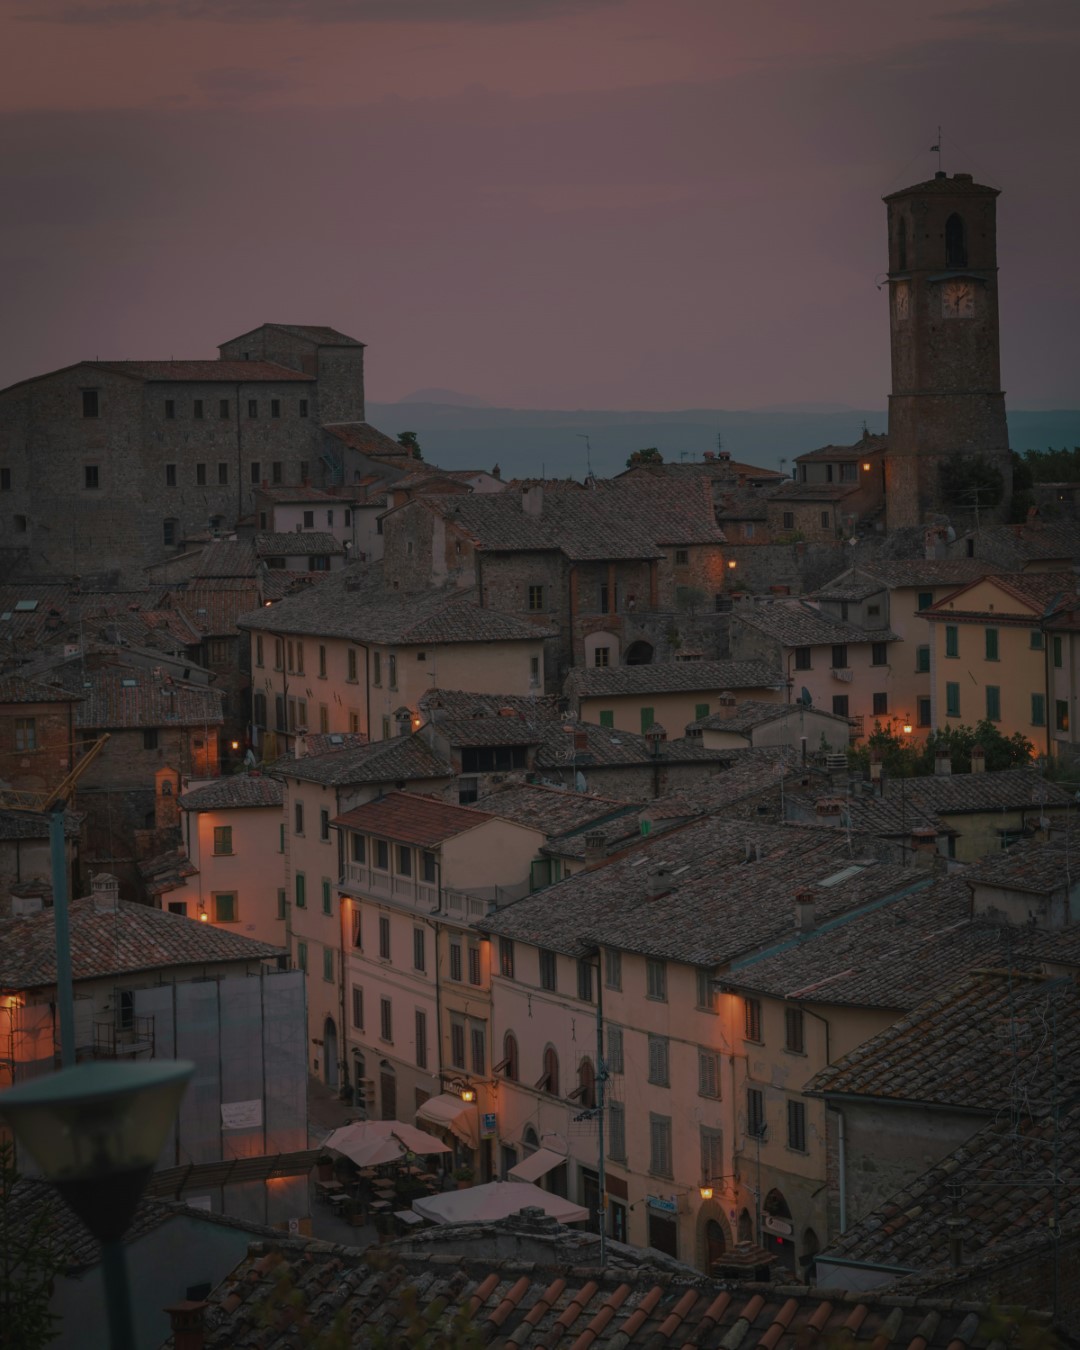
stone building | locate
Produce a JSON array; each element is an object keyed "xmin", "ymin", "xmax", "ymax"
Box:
[{"xmin": 0, "ymin": 323, "xmax": 403, "ymax": 582}]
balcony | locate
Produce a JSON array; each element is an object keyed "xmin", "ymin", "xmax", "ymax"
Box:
[
  {"xmin": 343, "ymin": 862, "xmax": 439, "ymax": 913},
  {"xmin": 94, "ymin": 1016, "xmax": 155, "ymax": 1059}
]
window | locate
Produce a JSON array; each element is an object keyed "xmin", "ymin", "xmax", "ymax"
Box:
[
  {"xmin": 451, "ymin": 1018, "xmax": 466, "ymax": 1068},
  {"xmin": 467, "ymin": 944, "xmax": 482, "ymax": 986},
  {"xmin": 380, "ymin": 997, "xmax": 392, "ymax": 1042},
  {"xmin": 794, "ymin": 647, "xmax": 811, "ymax": 671},
  {"xmin": 378, "ymin": 916, "xmax": 391, "ymax": 960},
  {"xmin": 1030, "ymin": 630, "xmax": 1044, "ymax": 651},
  {"xmin": 319, "ymin": 807, "xmax": 330, "ymax": 843},
  {"xmin": 218, "ymin": 462, "xmax": 228, "ymax": 485},
  {"xmin": 785, "ymin": 1007, "xmax": 805, "ymax": 1053},
  {"xmin": 701, "ymin": 1126, "xmax": 723, "ymax": 1185},
  {"xmin": 219, "ymin": 399, "xmax": 229, "ymax": 419},
  {"xmin": 448, "ymin": 941, "xmax": 463, "ymax": 982},
  {"xmin": 421, "ymin": 851, "xmax": 436, "ymax": 884},
  {"xmin": 1032, "ymin": 693, "xmax": 1046, "ymax": 727},
  {"xmin": 345, "ymin": 648, "xmax": 358, "ymax": 684},
  {"xmin": 396, "ymin": 845, "xmax": 411, "ymax": 877},
  {"xmin": 598, "ymin": 711, "xmax": 615, "ymax": 729},
  {"xmin": 649, "ymin": 1114, "xmax": 673, "ymax": 1176},
  {"xmin": 646, "ymin": 959, "xmax": 667, "ymax": 1001},
  {"xmin": 832, "ymin": 695, "xmax": 849, "ymax": 718},
  {"xmin": 831, "ymin": 644, "xmax": 848, "ymax": 670},
  {"xmin": 412, "ymin": 927, "xmax": 425, "ymax": 972},
  {"xmin": 375, "ymin": 839, "xmax": 389, "ymax": 870},
  {"xmin": 271, "ymin": 399, "xmax": 281, "ymax": 418},
  {"xmin": 272, "ymin": 461, "xmax": 282, "ymax": 484},
  {"xmin": 593, "ymin": 647, "xmax": 610, "ymax": 668},
  {"xmin": 470, "ymin": 1025, "xmax": 486, "ymax": 1075},
  {"xmin": 698, "ymin": 1049, "xmax": 720, "ymax": 1098},
  {"xmin": 607, "ymin": 1024, "xmax": 624, "ymax": 1074},
  {"xmin": 1053, "ymin": 636, "xmax": 1063, "ymax": 668},
  {"xmin": 84, "ymin": 465, "xmax": 99, "ymax": 489},
  {"xmin": 675, "ymin": 548, "xmax": 689, "ymax": 566},
  {"xmin": 539, "ymin": 949, "xmax": 557, "ymax": 991},
  {"xmin": 946, "ymin": 682, "xmax": 961, "ymax": 718},
  {"xmin": 500, "ymin": 1031, "xmax": 519, "ymax": 1081},
  {"xmin": 782, "ymin": 510, "xmax": 795, "ymax": 530},
  {"xmin": 295, "ymin": 873, "xmax": 306, "ymax": 908},
  {"xmin": 0, "ymin": 468, "xmax": 9, "ymax": 491},
  {"xmin": 945, "ymin": 211, "xmax": 967, "ymax": 268},
  {"xmin": 575, "ymin": 1057, "xmax": 597, "ymax": 1109},
  {"xmin": 787, "ymin": 1099, "xmax": 807, "ymax": 1152},
  {"xmin": 499, "ymin": 938, "xmax": 515, "ymax": 979},
  {"xmin": 946, "ymin": 625, "xmax": 959, "ymax": 658},
  {"xmin": 916, "ymin": 645, "xmax": 930, "ymax": 673},
  {"xmin": 321, "ymin": 879, "xmax": 332, "ymax": 915},
  {"xmin": 14, "ymin": 718, "xmax": 37, "ymax": 752},
  {"xmin": 577, "ymin": 959, "xmax": 594, "ymax": 1002},
  {"xmin": 604, "ymin": 948, "xmax": 622, "ymax": 990},
  {"xmin": 918, "ymin": 591, "xmax": 934, "ymax": 611},
  {"xmin": 214, "ymin": 892, "xmax": 238, "ymax": 923},
  {"xmin": 820, "ymin": 511, "xmax": 830, "ymax": 529},
  {"xmin": 647, "ymin": 1035, "xmax": 670, "ymax": 1086},
  {"xmin": 248, "ymin": 399, "xmax": 258, "ymax": 418},
  {"xmin": 277, "ymin": 889, "xmax": 287, "ymax": 920},
  {"xmin": 164, "ymin": 399, "xmax": 176, "ymax": 420},
  {"xmin": 839, "ymin": 462, "xmax": 857, "ymax": 484},
  {"xmin": 294, "ymin": 802, "xmax": 304, "ymax": 835},
  {"xmin": 164, "ymin": 463, "xmax": 177, "ymax": 488},
  {"xmin": 918, "ymin": 696, "xmax": 932, "ymax": 728},
  {"xmin": 303, "ymin": 510, "xmax": 314, "ymax": 529},
  {"xmin": 82, "ymin": 389, "xmax": 99, "ymax": 418},
  {"xmin": 527, "ymin": 585, "xmax": 545, "ymax": 612},
  {"xmin": 351, "ymin": 986, "xmax": 364, "ymax": 1029},
  {"xmin": 351, "ymin": 834, "xmax": 366, "ymax": 865},
  {"xmin": 696, "ymin": 968, "xmax": 719, "ymax": 1012},
  {"xmin": 695, "ymin": 702, "xmax": 710, "ymax": 721},
  {"xmin": 1056, "ymin": 700, "xmax": 1070, "ymax": 732},
  {"xmin": 295, "ymin": 940, "xmax": 307, "ymax": 972},
  {"xmin": 415, "ymin": 1010, "xmax": 427, "ymax": 1069},
  {"xmin": 747, "ymin": 1087, "xmax": 765, "ymax": 1138},
  {"xmin": 350, "ymin": 906, "xmax": 362, "ymax": 948},
  {"xmin": 985, "ymin": 627, "xmax": 999, "ymax": 661},
  {"xmin": 388, "ymin": 655, "xmax": 397, "ymax": 688},
  {"xmin": 640, "ymin": 707, "xmax": 655, "ymax": 733},
  {"xmin": 986, "ymin": 685, "xmax": 1001, "ymax": 722},
  {"xmin": 744, "ymin": 997, "xmax": 762, "ymax": 1042},
  {"xmin": 323, "ymin": 947, "xmax": 334, "ymax": 982},
  {"xmin": 529, "ymin": 655, "xmax": 540, "ymax": 687},
  {"xmin": 873, "ymin": 692, "xmax": 888, "ymax": 717},
  {"xmin": 138, "ymin": 726, "xmax": 156, "ymax": 750},
  {"xmin": 299, "ymin": 399, "xmax": 309, "ymax": 418},
  {"xmin": 871, "ymin": 642, "xmax": 888, "ymax": 666},
  {"xmin": 213, "ymin": 825, "xmax": 233, "ymax": 855},
  {"xmin": 608, "ymin": 1102, "xmax": 627, "ymax": 1161},
  {"xmin": 196, "ymin": 463, "xmax": 207, "ymax": 485},
  {"xmin": 535, "ymin": 1045, "xmax": 559, "ymax": 1096}
]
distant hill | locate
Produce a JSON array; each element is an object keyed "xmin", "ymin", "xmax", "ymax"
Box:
[
  {"xmin": 366, "ymin": 403, "xmax": 1080, "ymax": 481},
  {"xmin": 395, "ymin": 387, "xmax": 493, "ymax": 408}
]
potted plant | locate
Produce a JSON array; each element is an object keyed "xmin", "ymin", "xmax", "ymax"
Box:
[
  {"xmin": 453, "ymin": 1164, "xmax": 474, "ymax": 1190},
  {"xmin": 316, "ymin": 1154, "xmax": 335, "ymax": 1183}
]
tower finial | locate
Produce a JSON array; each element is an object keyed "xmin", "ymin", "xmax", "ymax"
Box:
[{"xmin": 930, "ymin": 126, "xmax": 942, "ymax": 174}]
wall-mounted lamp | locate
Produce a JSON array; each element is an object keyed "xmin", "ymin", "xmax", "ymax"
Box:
[
  {"xmin": 862, "ymin": 462, "xmax": 872, "ymax": 471},
  {"xmin": 727, "ymin": 560, "xmax": 737, "ymax": 570},
  {"xmin": 460, "ymin": 1086, "xmax": 476, "ymax": 1103},
  {"xmin": 698, "ymin": 1183, "xmax": 714, "ymax": 1200},
  {"xmin": 902, "ymin": 717, "xmax": 913, "ymax": 735}
]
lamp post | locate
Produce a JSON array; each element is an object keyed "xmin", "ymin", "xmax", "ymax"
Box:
[{"xmin": 0, "ymin": 1060, "xmax": 193, "ymax": 1350}]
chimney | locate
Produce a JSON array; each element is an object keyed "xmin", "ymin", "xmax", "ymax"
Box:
[
  {"xmin": 92, "ymin": 873, "xmax": 121, "ymax": 911},
  {"xmin": 521, "ymin": 484, "xmax": 543, "ymax": 517},
  {"xmin": 910, "ymin": 826, "xmax": 939, "ymax": 867},
  {"xmin": 584, "ymin": 830, "xmax": 607, "ymax": 865},
  {"xmin": 794, "ymin": 889, "xmax": 816, "ymax": 933},
  {"xmin": 934, "ymin": 749, "xmax": 952, "ymax": 776},
  {"xmin": 647, "ymin": 864, "xmax": 673, "ymax": 899},
  {"xmin": 644, "ymin": 723, "xmax": 667, "ymax": 757},
  {"xmin": 165, "ymin": 1302, "xmax": 208, "ymax": 1350},
  {"xmin": 868, "ymin": 750, "xmax": 883, "ymax": 782},
  {"xmin": 294, "ymin": 729, "xmax": 307, "ymax": 760},
  {"xmin": 717, "ymin": 695, "xmax": 737, "ymax": 717},
  {"xmin": 970, "ymin": 744, "xmax": 985, "ymax": 774}
]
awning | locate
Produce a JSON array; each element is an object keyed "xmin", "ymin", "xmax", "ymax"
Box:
[
  {"xmin": 508, "ymin": 1148, "xmax": 565, "ymax": 1183},
  {"xmin": 412, "ymin": 1180, "xmax": 588, "ymax": 1227},
  {"xmin": 415, "ymin": 1093, "xmax": 479, "ymax": 1150}
]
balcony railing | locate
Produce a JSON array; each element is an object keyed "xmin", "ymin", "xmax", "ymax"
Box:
[{"xmin": 343, "ymin": 862, "xmax": 439, "ymax": 913}]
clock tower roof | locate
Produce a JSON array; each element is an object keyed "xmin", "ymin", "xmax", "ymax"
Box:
[{"xmin": 883, "ymin": 171, "xmax": 999, "ymax": 204}]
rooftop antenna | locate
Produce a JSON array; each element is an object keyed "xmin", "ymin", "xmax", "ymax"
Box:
[
  {"xmin": 577, "ymin": 433, "xmax": 594, "ymax": 481},
  {"xmin": 930, "ymin": 127, "xmax": 942, "ymax": 173}
]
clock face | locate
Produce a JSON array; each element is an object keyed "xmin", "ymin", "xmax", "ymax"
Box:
[
  {"xmin": 942, "ymin": 280, "xmax": 974, "ymax": 319},
  {"xmin": 894, "ymin": 282, "xmax": 910, "ymax": 321}
]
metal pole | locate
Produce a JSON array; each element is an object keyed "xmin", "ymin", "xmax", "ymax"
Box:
[
  {"xmin": 101, "ymin": 1239, "xmax": 137, "ymax": 1350},
  {"xmin": 595, "ymin": 957, "xmax": 606, "ymax": 1266},
  {"xmin": 49, "ymin": 806, "xmax": 76, "ymax": 1068}
]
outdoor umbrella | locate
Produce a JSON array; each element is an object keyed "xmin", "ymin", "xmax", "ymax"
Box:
[
  {"xmin": 412, "ymin": 1180, "xmax": 588, "ymax": 1226},
  {"xmin": 322, "ymin": 1120, "xmax": 451, "ymax": 1168}
]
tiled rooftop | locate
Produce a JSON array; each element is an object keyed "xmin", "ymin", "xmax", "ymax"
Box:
[
  {"xmin": 239, "ymin": 566, "xmax": 553, "ymax": 645},
  {"xmin": 897, "ymin": 768, "xmax": 1072, "ymax": 816},
  {"xmin": 171, "ymin": 1230, "xmax": 1048, "ymax": 1350},
  {"xmin": 138, "ymin": 847, "xmax": 199, "ymax": 898},
  {"xmin": 332, "ymin": 791, "xmax": 493, "ymax": 847},
  {"xmin": 962, "ymin": 836, "xmax": 1077, "ymax": 896},
  {"xmin": 482, "ymin": 815, "xmax": 914, "ymax": 965},
  {"xmin": 277, "ymin": 732, "xmax": 453, "ymax": 788},
  {"xmin": 926, "ymin": 570, "xmax": 1078, "ymax": 618},
  {"xmin": 636, "ymin": 747, "xmax": 805, "ymax": 822},
  {"xmin": 0, "ymin": 672, "xmax": 80, "ymax": 704},
  {"xmin": 72, "ymin": 669, "xmax": 225, "ymax": 730},
  {"xmin": 254, "ymin": 532, "xmax": 345, "ymax": 556},
  {"xmin": 321, "ymin": 421, "xmax": 410, "ymax": 455},
  {"xmin": 968, "ymin": 521, "xmax": 1080, "ymax": 566},
  {"xmin": 179, "ymin": 775, "xmax": 284, "ymax": 811},
  {"xmin": 565, "ymin": 660, "xmax": 785, "ymax": 699},
  {"xmin": 689, "ymin": 699, "xmax": 849, "ymax": 735},
  {"xmin": 91, "ymin": 360, "xmax": 313, "ymax": 383},
  {"xmin": 473, "ymin": 782, "xmax": 635, "ymax": 839},
  {"xmin": 856, "ymin": 559, "xmax": 1008, "ymax": 589},
  {"xmin": 732, "ymin": 599, "xmax": 896, "ymax": 648},
  {"xmin": 783, "ymin": 789, "xmax": 945, "ymax": 839},
  {"xmin": 0, "ymin": 894, "xmax": 283, "ymax": 988},
  {"xmin": 0, "ymin": 808, "xmax": 82, "ymax": 841},
  {"xmin": 807, "ymin": 970, "xmax": 1080, "ymax": 1110},
  {"xmin": 248, "ymin": 323, "xmax": 363, "ymax": 346}
]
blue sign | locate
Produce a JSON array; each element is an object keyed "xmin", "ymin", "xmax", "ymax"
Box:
[
  {"xmin": 647, "ymin": 1193, "xmax": 677, "ymax": 1213},
  {"xmin": 481, "ymin": 1112, "xmax": 497, "ymax": 1138}
]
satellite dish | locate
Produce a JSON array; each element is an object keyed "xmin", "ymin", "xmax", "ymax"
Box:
[{"xmin": 800, "ymin": 687, "xmax": 813, "ymax": 708}]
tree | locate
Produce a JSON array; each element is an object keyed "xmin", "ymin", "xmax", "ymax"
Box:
[
  {"xmin": 397, "ymin": 431, "xmax": 423, "ymax": 460},
  {"xmin": 1020, "ymin": 446, "xmax": 1080, "ymax": 482},
  {"xmin": 847, "ymin": 722, "xmax": 922, "ymax": 778},
  {"xmin": 0, "ymin": 1143, "xmax": 63, "ymax": 1350},
  {"xmin": 625, "ymin": 447, "xmax": 663, "ymax": 468},
  {"xmin": 917, "ymin": 720, "xmax": 1034, "ymax": 775},
  {"xmin": 938, "ymin": 453, "xmax": 1005, "ymax": 516}
]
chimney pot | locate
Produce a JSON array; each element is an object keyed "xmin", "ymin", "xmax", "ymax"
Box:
[
  {"xmin": 795, "ymin": 889, "xmax": 816, "ymax": 932},
  {"xmin": 165, "ymin": 1301, "xmax": 208, "ymax": 1350},
  {"xmin": 934, "ymin": 749, "xmax": 952, "ymax": 776},
  {"xmin": 970, "ymin": 745, "xmax": 985, "ymax": 774},
  {"xmin": 584, "ymin": 830, "xmax": 607, "ymax": 865}
]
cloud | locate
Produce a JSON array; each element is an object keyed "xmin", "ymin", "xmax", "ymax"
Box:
[
  {"xmin": 193, "ymin": 67, "xmax": 295, "ymax": 101},
  {"xmin": 19, "ymin": 0, "xmax": 623, "ymax": 25}
]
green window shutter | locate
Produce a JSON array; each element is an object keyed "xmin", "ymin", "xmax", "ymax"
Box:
[
  {"xmin": 695, "ymin": 703, "xmax": 709, "ymax": 720},
  {"xmin": 916, "ymin": 645, "xmax": 930, "ymax": 673},
  {"xmin": 599, "ymin": 710, "xmax": 614, "ymax": 728},
  {"xmin": 295, "ymin": 873, "xmax": 306, "ymax": 908},
  {"xmin": 946, "ymin": 682, "xmax": 960, "ymax": 717},
  {"xmin": 985, "ymin": 628, "xmax": 999, "ymax": 661},
  {"xmin": 640, "ymin": 707, "xmax": 655, "ymax": 733},
  {"xmin": 917, "ymin": 591, "xmax": 933, "ymax": 611},
  {"xmin": 322, "ymin": 879, "xmax": 332, "ymax": 914},
  {"xmin": 986, "ymin": 686, "xmax": 1001, "ymax": 721},
  {"xmin": 945, "ymin": 626, "xmax": 959, "ymax": 659},
  {"xmin": 1031, "ymin": 693, "xmax": 1046, "ymax": 726}
]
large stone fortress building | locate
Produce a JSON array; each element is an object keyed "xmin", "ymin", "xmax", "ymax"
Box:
[
  {"xmin": 0, "ymin": 323, "xmax": 401, "ymax": 581},
  {"xmin": 884, "ymin": 172, "xmax": 1011, "ymax": 530}
]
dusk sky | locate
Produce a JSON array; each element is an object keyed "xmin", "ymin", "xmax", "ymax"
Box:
[{"xmin": 1, "ymin": 0, "xmax": 1077, "ymax": 411}]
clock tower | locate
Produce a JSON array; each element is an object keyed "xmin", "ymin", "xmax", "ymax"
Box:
[{"xmin": 883, "ymin": 171, "xmax": 1011, "ymax": 530}]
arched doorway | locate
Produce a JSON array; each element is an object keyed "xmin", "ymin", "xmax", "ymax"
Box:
[
  {"xmin": 625, "ymin": 640, "xmax": 654, "ymax": 665},
  {"xmin": 737, "ymin": 1208, "xmax": 753, "ymax": 1243},
  {"xmin": 763, "ymin": 1188, "xmax": 796, "ymax": 1274},
  {"xmin": 705, "ymin": 1221, "xmax": 727, "ymax": 1270},
  {"xmin": 323, "ymin": 1017, "xmax": 338, "ymax": 1089},
  {"xmin": 695, "ymin": 1201, "xmax": 733, "ymax": 1274}
]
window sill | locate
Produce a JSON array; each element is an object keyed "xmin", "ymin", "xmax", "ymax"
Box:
[
  {"xmin": 645, "ymin": 995, "xmax": 668, "ymax": 1004},
  {"xmin": 213, "ymin": 851, "xmax": 235, "ymax": 857},
  {"xmin": 647, "ymin": 1080, "xmax": 670, "ymax": 1090},
  {"xmin": 783, "ymin": 1047, "xmax": 807, "ymax": 1058}
]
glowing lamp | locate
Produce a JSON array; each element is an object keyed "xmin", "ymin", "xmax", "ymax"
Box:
[
  {"xmin": 862, "ymin": 462, "xmax": 871, "ymax": 471},
  {"xmin": 459, "ymin": 1086, "xmax": 476, "ymax": 1104},
  {"xmin": 230, "ymin": 740, "xmax": 240, "ymax": 751},
  {"xmin": 199, "ymin": 911, "xmax": 209, "ymax": 923},
  {"xmin": 699, "ymin": 1184, "xmax": 714, "ymax": 1200},
  {"xmin": 903, "ymin": 721, "xmax": 913, "ymax": 735},
  {"xmin": 727, "ymin": 559, "xmax": 737, "ymax": 569}
]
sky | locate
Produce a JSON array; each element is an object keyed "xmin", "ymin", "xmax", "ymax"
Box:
[{"xmin": 1, "ymin": 0, "xmax": 1077, "ymax": 411}]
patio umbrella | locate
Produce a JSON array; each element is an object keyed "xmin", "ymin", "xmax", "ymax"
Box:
[
  {"xmin": 412, "ymin": 1180, "xmax": 588, "ymax": 1226},
  {"xmin": 322, "ymin": 1120, "xmax": 451, "ymax": 1168}
]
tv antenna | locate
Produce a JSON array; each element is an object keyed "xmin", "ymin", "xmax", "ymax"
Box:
[
  {"xmin": 930, "ymin": 126, "xmax": 942, "ymax": 173},
  {"xmin": 577, "ymin": 433, "xmax": 594, "ymax": 479}
]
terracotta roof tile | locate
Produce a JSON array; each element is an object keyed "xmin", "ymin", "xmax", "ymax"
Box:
[
  {"xmin": 322, "ymin": 422, "xmax": 409, "ymax": 455},
  {"xmin": 254, "ymin": 532, "xmax": 345, "ymax": 556},
  {"xmin": 180, "ymin": 775, "xmax": 284, "ymax": 811},
  {"xmin": 565, "ymin": 660, "xmax": 785, "ymax": 700},
  {"xmin": 332, "ymin": 790, "xmax": 493, "ymax": 847},
  {"xmin": 277, "ymin": 732, "xmax": 452, "ymax": 788},
  {"xmin": 73, "ymin": 670, "xmax": 224, "ymax": 730},
  {"xmin": 732, "ymin": 600, "xmax": 897, "ymax": 648},
  {"xmin": 0, "ymin": 672, "xmax": 80, "ymax": 704},
  {"xmin": 90, "ymin": 360, "xmax": 313, "ymax": 382}
]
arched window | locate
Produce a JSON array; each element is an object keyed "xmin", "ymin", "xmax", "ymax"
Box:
[
  {"xmin": 737, "ymin": 1208, "xmax": 753, "ymax": 1243},
  {"xmin": 945, "ymin": 213, "xmax": 967, "ymax": 268},
  {"xmin": 537, "ymin": 1045, "xmax": 559, "ymax": 1097},
  {"xmin": 503, "ymin": 1032, "xmax": 519, "ymax": 1082},
  {"xmin": 575, "ymin": 1057, "xmax": 596, "ymax": 1109}
]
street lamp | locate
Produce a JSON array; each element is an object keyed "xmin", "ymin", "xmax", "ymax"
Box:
[{"xmin": 0, "ymin": 1060, "xmax": 194, "ymax": 1350}]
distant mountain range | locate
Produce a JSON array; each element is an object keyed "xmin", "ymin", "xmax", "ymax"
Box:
[{"xmin": 369, "ymin": 401, "xmax": 1080, "ymax": 481}]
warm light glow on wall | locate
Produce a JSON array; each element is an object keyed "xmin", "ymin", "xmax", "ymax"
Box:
[
  {"xmin": 727, "ymin": 560, "xmax": 737, "ymax": 569},
  {"xmin": 863, "ymin": 462, "xmax": 872, "ymax": 471}
]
